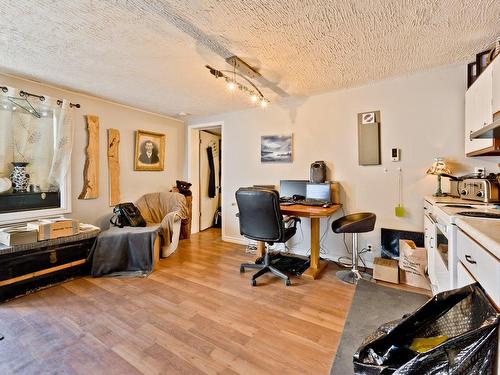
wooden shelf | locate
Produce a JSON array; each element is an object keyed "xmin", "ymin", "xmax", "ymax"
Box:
[{"xmin": 470, "ymin": 118, "xmax": 500, "ymax": 139}]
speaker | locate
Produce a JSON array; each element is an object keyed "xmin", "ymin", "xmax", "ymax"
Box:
[{"xmin": 310, "ymin": 161, "xmax": 326, "ymax": 183}]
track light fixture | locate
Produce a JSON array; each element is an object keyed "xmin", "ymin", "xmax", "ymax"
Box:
[{"xmin": 206, "ymin": 56, "xmax": 270, "ymax": 107}]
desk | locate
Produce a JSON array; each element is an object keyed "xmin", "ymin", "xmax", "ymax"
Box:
[{"xmin": 257, "ymin": 204, "xmax": 341, "ymax": 280}]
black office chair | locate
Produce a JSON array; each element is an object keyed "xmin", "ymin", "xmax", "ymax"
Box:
[
  {"xmin": 331, "ymin": 212, "xmax": 376, "ymax": 284},
  {"xmin": 236, "ymin": 187, "xmax": 300, "ymax": 286}
]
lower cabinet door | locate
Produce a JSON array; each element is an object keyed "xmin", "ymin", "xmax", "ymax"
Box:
[{"xmin": 456, "ymin": 261, "xmax": 475, "ymax": 288}]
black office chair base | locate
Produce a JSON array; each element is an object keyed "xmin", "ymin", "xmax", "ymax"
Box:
[
  {"xmin": 240, "ymin": 261, "xmax": 291, "ymax": 286},
  {"xmin": 336, "ymin": 269, "xmax": 372, "ymax": 284}
]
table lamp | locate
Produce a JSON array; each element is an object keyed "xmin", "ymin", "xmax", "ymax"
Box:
[{"xmin": 426, "ymin": 158, "xmax": 451, "ymax": 197}]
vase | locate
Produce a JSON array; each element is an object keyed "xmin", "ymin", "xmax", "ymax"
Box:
[{"xmin": 10, "ymin": 162, "xmax": 30, "ymax": 193}]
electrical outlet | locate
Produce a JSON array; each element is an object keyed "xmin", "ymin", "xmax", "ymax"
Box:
[
  {"xmin": 366, "ymin": 244, "xmax": 373, "ymax": 252},
  {"xmin": 474, "ymin": 167, "xmax": 485, "ymax": 175}
]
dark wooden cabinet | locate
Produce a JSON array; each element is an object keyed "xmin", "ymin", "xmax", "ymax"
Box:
[{"xmin": 0, "ymin": 232, "xmax": 98, "ymax": 302}]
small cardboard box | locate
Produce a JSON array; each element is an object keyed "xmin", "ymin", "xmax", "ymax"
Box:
[
  {"xmin": 399, "ymin": 239, "xmax": 431, "ymax": 290},
  {"xmin": 27, "ymin": 218, "xmax": 79, "ymax": 241},
  {"xmin": 373, "ymin": 257, "xmax": 399, "ymax": 284},
  {"xmin": 0, "ymin": 226, "xmax": 38, "ymax": 246}
]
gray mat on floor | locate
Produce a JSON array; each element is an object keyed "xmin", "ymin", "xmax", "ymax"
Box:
[{"xmin": 330, "ymin": 280, "xmax": 429, "ymax": 375}]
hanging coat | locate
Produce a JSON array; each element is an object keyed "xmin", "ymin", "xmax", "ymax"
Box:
[{"xmin": 207, "ymin": 146, "xmax": 216, "ymax": 198}]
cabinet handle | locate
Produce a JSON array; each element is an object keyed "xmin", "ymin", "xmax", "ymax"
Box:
[{"xmin": 465, "ymin": 254, "xmax": 477, "ymax": 264}]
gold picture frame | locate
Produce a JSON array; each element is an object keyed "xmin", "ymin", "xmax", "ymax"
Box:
[{"xmin": 134, "ymin": 130, "xmax": 165, "ymax": 171}]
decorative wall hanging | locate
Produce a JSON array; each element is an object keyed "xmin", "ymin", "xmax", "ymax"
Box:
[
  {"xmin": 134, "ymin": 130, "xmax": 165, "ymax": 171},
  {"xmin": 107, "ymin": 128, "xmax": 120, "ymax": 206},
  {"xmin": 261, "ymin": 134, "xmax": 293, "ymax": 163},
  {"xmin": 358, "ymin": 110, "xmax": 381, "ymax": 166},
  {"xmin": 78, "ymin": 115, "xmax": 99, "ymax": 199}
]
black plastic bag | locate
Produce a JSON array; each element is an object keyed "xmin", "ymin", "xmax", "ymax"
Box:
[{"xmin": 353, "ymin": 283, "xmax": 499, "ymax": 375}]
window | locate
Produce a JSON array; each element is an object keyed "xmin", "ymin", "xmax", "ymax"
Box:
[{"xmin": 0, "ymin": 86, "xmax": 74, "ymax": 224}]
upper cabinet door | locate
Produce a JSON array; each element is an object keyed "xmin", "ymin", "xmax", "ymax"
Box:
[
  {"xmin": 465, "ymin": 62, "xmax": 494, "ymax": 155},
  {"xmin": 492, "ymin": 58, "xmax": 500, "ymax": 116}
]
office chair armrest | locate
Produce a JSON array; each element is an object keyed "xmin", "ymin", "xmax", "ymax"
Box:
[{"xmin": 283, "ymin": 215, "xmax": 301, "ymax": 228}]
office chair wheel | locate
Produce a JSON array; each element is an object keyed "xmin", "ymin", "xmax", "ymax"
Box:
[
  {"xmin": 240, "ymin": 266, "xmax": 245, "ymax": 273},
  {"xmin": 285, "ymin": 279, "xmax": 291, "ymax": 286},
  {"xmin": 251, "ymin": 279, "xmax": 257, "ymax": 286}
]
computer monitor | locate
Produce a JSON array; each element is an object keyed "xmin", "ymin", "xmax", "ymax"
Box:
[
  {"xmin": 279, "ymin": 180, "xmax": 308, "ymax": 198},
  {"xmin": 306, "ymin": 182, "xmax": 331, "ymax": 202}
]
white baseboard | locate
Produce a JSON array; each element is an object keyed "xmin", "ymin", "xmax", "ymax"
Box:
[{"xmin": 222, "ymin": 235, "xmax": 247, "ymax": 245}]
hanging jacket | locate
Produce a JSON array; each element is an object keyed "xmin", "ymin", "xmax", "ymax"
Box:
[{"xmin": 207, "ymin": 146, "xmax": 216, "ymax": 198}]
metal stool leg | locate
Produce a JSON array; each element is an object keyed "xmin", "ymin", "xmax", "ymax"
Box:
[{"xmin": 336, "ymin": 233, "xmax": 372, "ymax": 284}]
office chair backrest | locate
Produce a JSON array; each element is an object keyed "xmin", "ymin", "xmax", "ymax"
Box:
[{"xmin": 235, "ymin": 187, "xmax": 284, "ymax": 243}]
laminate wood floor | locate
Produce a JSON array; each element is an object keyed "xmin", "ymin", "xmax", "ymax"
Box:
[{"xmin": 0, "ymin": 229, "xmax": 356, "ymax": 375}]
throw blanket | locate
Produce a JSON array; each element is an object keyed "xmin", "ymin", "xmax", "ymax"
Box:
[
  {"xmin": 90, "ymin": 226, "xmax": 159, "ymax": 277},
  {"xmin": 135, "ymin": 192, "xmax": 188, "ymax": 257}
]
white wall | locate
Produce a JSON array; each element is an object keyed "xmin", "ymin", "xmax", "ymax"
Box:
[
  {"xmin": 1, "ymin": 73, "xmax": 185, "ymax": 227},
  {"xmin": 189, "ymin": 64, "xmax": 499, "ymax": 265}
]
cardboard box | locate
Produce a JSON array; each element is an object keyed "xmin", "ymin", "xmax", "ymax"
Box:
[
  {"xmin": 27, "ymin": 218, "xmax": 79, "ymax": 241},
  {"xmin": 399, "ymin": 239, "xmax": 431, "ymax": 290},
  {"xmin": 373, "ymin": 257, "xmax": 399, "ymax": 284},
  {"xmin": 0, "ymin": 226, "xmax": 38, "ymax": 246}
]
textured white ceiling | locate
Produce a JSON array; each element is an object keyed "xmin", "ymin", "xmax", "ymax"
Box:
[{"xmin": 1, "ymin": 1, "xmax": 499, "ymax": 117}]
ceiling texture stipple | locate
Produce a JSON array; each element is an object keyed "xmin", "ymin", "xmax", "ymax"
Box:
[{"xmin": 0, "ymin": 0, "xmax": 499, "ymax": 117}]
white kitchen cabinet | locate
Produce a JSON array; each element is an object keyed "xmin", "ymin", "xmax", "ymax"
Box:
[
  {"xmin": 456, "ymin": 261, "xmax": 475, "ymax": 288},
  {"xmin": 457, "ymin": 228, "xmax": 499, "ymax": 307},
  {"xmin": 465, "ymin": 61, "xmax": 494, "ymax": 155},
  {"xmin": 493, "ymin": 56, "xmax": 500, "ymax": 116},
  {"xmin": 465, "ymin": 58, "xmax": 500, "ymax": 156}
]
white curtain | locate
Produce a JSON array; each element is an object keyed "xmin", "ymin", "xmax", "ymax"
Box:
[
  {"xmin": 48, "ymin": 100, "xmax": 74, "ymax": 188},
  {"xmin": 0, "ymin": 86, "xmax": 74, "ymax": 191}
]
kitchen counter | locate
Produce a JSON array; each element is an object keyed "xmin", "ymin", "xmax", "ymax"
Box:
[
  {"xmin": 456, "ymin": 218, "xmax": 500, "ymax": 259},
  {"xmin": 424, "ymin": 195, "xmax": 491, "ymax": 206}
]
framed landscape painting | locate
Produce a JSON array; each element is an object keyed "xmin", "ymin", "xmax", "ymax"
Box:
[
  {"xmin": 261, "ymin": 134, "xmax": 293, "ymax": 163},
  {"xmin": 134, "ymin": 130, "xmax": 165, "ymax": 171}
]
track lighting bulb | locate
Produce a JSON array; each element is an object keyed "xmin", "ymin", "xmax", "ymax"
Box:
[
  {"xmin": 250, "ymin": 94, "xmax": 258, "ymax": 103},
  {"xmin": 260, "ymin": 99, "xmax": 268, "ymax": 108},
  {"xmin": 227, "ymin": 81, "xmax": 236, "ymax": 91}
]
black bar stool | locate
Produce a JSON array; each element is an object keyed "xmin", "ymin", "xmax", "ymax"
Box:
[{"xmin": 331, "ymin": 212, "xmax": 376, "ymax": 284}]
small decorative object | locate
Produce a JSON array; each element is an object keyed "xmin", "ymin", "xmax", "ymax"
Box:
[
  {"xmin": 0, "ymin": 177, "xmax": 12, "ymax": 194},
  {"xmin": 107, "ymin": 128, "xmax": 120, "ymax": 206},
  {"xmin": 261, "ymin": 134, "xmax": 293, "ymax": 163},
  {"xmin": 487, "ymin": 37, "xmax": 500, "ymax": 64},
  {"xmin": 467, "ymin": 62, "xmax": 477, "ymax": 88},
  {"xmin": 10, "ymin": 162, "xmax": 30, "ymax": 192},
  {"xmin": 78, "ymin": 115, "xmax": 100, "ymax": 200},
  {"xmin": 476, "ymin": 49, "xmax": 491, "ymax": 75},
  {"xmin": 426, "ymin": 157, "xmax": 451, "ymax": 197},
  {"xmin": 134, "ymin": 130, "xmax": 165, "ymax": 171},
  {"xmin": 361, "ymin": 112, "xmax": 376, "ymax": 124}
]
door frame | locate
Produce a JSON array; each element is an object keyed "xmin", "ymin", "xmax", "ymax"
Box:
[{"xmin": 187, "ymin": 121, "xmax": 224, "ymax": 235}]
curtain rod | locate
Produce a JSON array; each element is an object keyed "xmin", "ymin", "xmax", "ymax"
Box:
[{"xmin": 0, "ymin": 86, "xmax": 81, "ymax": 108}]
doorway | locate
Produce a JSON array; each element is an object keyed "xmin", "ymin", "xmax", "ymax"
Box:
[
  {"xmin": 187, "ymin": 122, "xmax": 224, "ymax": 236},
  {"xmin": 199, "ymin": 129, "xmax": 221, "ymax": 231}
]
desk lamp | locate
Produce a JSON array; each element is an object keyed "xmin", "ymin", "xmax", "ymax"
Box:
[{"xmin": 426, "ymin": 158, "xmax": 451, "ymax": 197}]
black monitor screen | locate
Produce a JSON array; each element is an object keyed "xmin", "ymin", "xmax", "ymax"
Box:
[{"xmin": 279, "ymin": 180, "xmax": 308, "ymax": 198}]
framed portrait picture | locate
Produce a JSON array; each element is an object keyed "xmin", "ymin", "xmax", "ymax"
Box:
[{"xmin": 134, "ymin": 130, "xmax": 165, "ymax": 171}]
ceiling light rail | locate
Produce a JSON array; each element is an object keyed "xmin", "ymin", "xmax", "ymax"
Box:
[
  {"xmin": 205, "ymin": 65, "xmax": 269, "ymax": 108},
  {"xmin": 0, "ymin": 86, "xmax": 81, "ymax": 108}
]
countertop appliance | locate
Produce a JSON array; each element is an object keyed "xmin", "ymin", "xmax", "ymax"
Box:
[{"xmin": 458, "ymin": 174, "xmax": 500, "ymax": 203}]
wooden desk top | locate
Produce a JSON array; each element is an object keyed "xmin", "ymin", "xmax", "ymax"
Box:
[{"xmin": 280, "ymin": 204, "xmax": 341, "ymax": 218}]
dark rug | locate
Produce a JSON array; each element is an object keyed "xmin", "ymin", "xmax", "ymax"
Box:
[{"xmin": 330, "ymin": 280, "xmax": 429, "ymax": 375}]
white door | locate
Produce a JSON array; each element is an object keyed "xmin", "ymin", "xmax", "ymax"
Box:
[{"xmin": 199, "ymin": 130, "xmax": 221, "ymax": 231}]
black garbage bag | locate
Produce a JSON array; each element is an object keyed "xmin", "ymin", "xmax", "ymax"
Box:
[{"xmin": 353, "ymin": 283, "xmax": 499, "ymax": 375}]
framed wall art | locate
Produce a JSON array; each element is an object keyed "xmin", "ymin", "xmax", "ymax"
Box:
[
  {"xmin": 261, "ymin": 134, "xmax": 293, "ymax": 163},
  {"xmin": 134, "ymin": 130, "xmax": 165, "ymax": 171}
]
